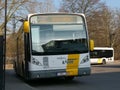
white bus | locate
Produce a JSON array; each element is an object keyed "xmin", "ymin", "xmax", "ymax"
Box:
[
  {"xmin": 90, "ymin": 47, "xmax": 114, "ymax": 64},
  {"xmin": 14, "ymin": 13, "xmax": 94, "ymax": 80}
]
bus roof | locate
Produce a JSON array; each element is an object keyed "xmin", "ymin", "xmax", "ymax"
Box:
[{"xmin": 27, "ymin": 12, "xmax": 86, "ymax": 20}]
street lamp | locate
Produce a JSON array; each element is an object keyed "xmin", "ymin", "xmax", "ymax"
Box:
[{"xmin": 3, "ymin": 0, "xmax": 7, "ymax": 90}]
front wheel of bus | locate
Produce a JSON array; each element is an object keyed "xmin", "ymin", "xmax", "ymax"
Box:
[
  {"xmin": 102, "ymin": 59, "xmax": 106, "ymax": 64},
  {"xmin": 14, "ymin": 62, "xmax": 17, "ymax": 73},
  {"xmin": 64, "ymin": 76, "xmax": 74, "ymax": 81}
]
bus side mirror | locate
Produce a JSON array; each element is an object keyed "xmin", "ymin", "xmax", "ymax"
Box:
[
  {"xmin": 89, "ymin": 40, "xmax": 94, "ymax": 51},
  {"xmin": 23, "ymin": 21, "xmax": 29, "ymax": 33}
]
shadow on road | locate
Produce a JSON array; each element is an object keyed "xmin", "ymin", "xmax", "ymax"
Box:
[{"xmin": 27, "ymin": 77, "xmax": 85, "ymax": 87}]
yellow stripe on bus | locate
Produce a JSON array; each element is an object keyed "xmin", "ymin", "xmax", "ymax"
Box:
[
  {"xmin": 97, "ymin": 58, "xmax": 102, "ymax": 63},
  {"xmin": 66, "ymin": 54, "xmax": 80, "ymax": 76}
]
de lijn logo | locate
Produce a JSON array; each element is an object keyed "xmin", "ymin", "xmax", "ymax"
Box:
[{"xmin": 62, "ymin": 58, "xmax": 77, "ymax": 64}]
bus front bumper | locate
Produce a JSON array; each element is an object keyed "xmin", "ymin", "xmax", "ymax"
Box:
[{"xmin": 28, "ymin": 68, "xmax": 91, "ymax": 79}]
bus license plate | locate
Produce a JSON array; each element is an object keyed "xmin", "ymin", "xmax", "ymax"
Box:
[{"xmin": 57, "ymin": 72, "xmax": 66, "ymax": 76}]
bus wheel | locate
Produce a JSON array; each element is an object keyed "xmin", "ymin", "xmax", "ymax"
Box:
[
  {"xmin": 64, "ymin": 76, "xmax": 74, "ymax": 81},
  {"xmin": 14, "ymin": 62, "xmax": 17, "ymax": 73},
  {"xmin": 102, "ymin": 60, "xmax": 106, "ymax": 64},
  {"xmin": 22, "ymin": 63, "xmax": 25, "ymax": 77}
]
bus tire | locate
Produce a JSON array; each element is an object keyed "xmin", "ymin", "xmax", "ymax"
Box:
[
  {"xmin": 14, "ymin": 62, "xmax": 17, "ymax": 73},
  {"xmin": 14, "ymin": 62, "xmax": 20, "ymax": 76},
  {"xmin": 22, "ymin": 63, "xmax": 25, "ymax": 77},
  {"xmin": 102, "ymin": 59, "xmax": 106, "ymax": 64}
]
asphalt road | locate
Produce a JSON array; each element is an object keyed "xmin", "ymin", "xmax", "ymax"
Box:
[{"xmin": 5, "ymin": 62, "xmax": 120, "ymax": 90}]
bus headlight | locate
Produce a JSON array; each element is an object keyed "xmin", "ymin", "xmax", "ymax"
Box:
[
  {"xmin": 81, "ymin": 55, "xmax": 89, "ymax": 64},
  {"xmin": 32, "ymin": 57, "xmax": 42, "ymax": 66}
]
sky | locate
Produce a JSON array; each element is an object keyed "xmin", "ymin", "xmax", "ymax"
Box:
[
  {"xmin": 53, "ymin": 0, "xmax": 61, "ymax": 9},
  {"xmin": 101, "ymin": 0, "xmax": 120, "ymax": 9},
  {"xmin": 54, "ymin": 0, "xmax": 120, "ymax": 9}
]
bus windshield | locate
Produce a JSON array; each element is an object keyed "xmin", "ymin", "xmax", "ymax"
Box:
[{"xmin": 30, "ymin": 15, "xmax": 88, "ymax": 55}]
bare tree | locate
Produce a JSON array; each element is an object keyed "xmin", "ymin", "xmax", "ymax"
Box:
[
  {"xmin": 59, "ymin": 0, "xmax": 103, "ymax": 16},
  {"xmin": 25, "ymin": 0, "xmax": 56, "ymax": 13},
  {"xmin": 0, "ymin": 0, "xmax": 56, "ymax": 35},
  {"xmin": 0, "ymin": 0, "xmax": 29, "ymax": 35},
  {"xmin": 88, "ymin": 5, "xmax": 114, "ymax": 47},
  {"xmin": 111, "ymin": 9, "xmax": 120, "ymax": 59}
]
